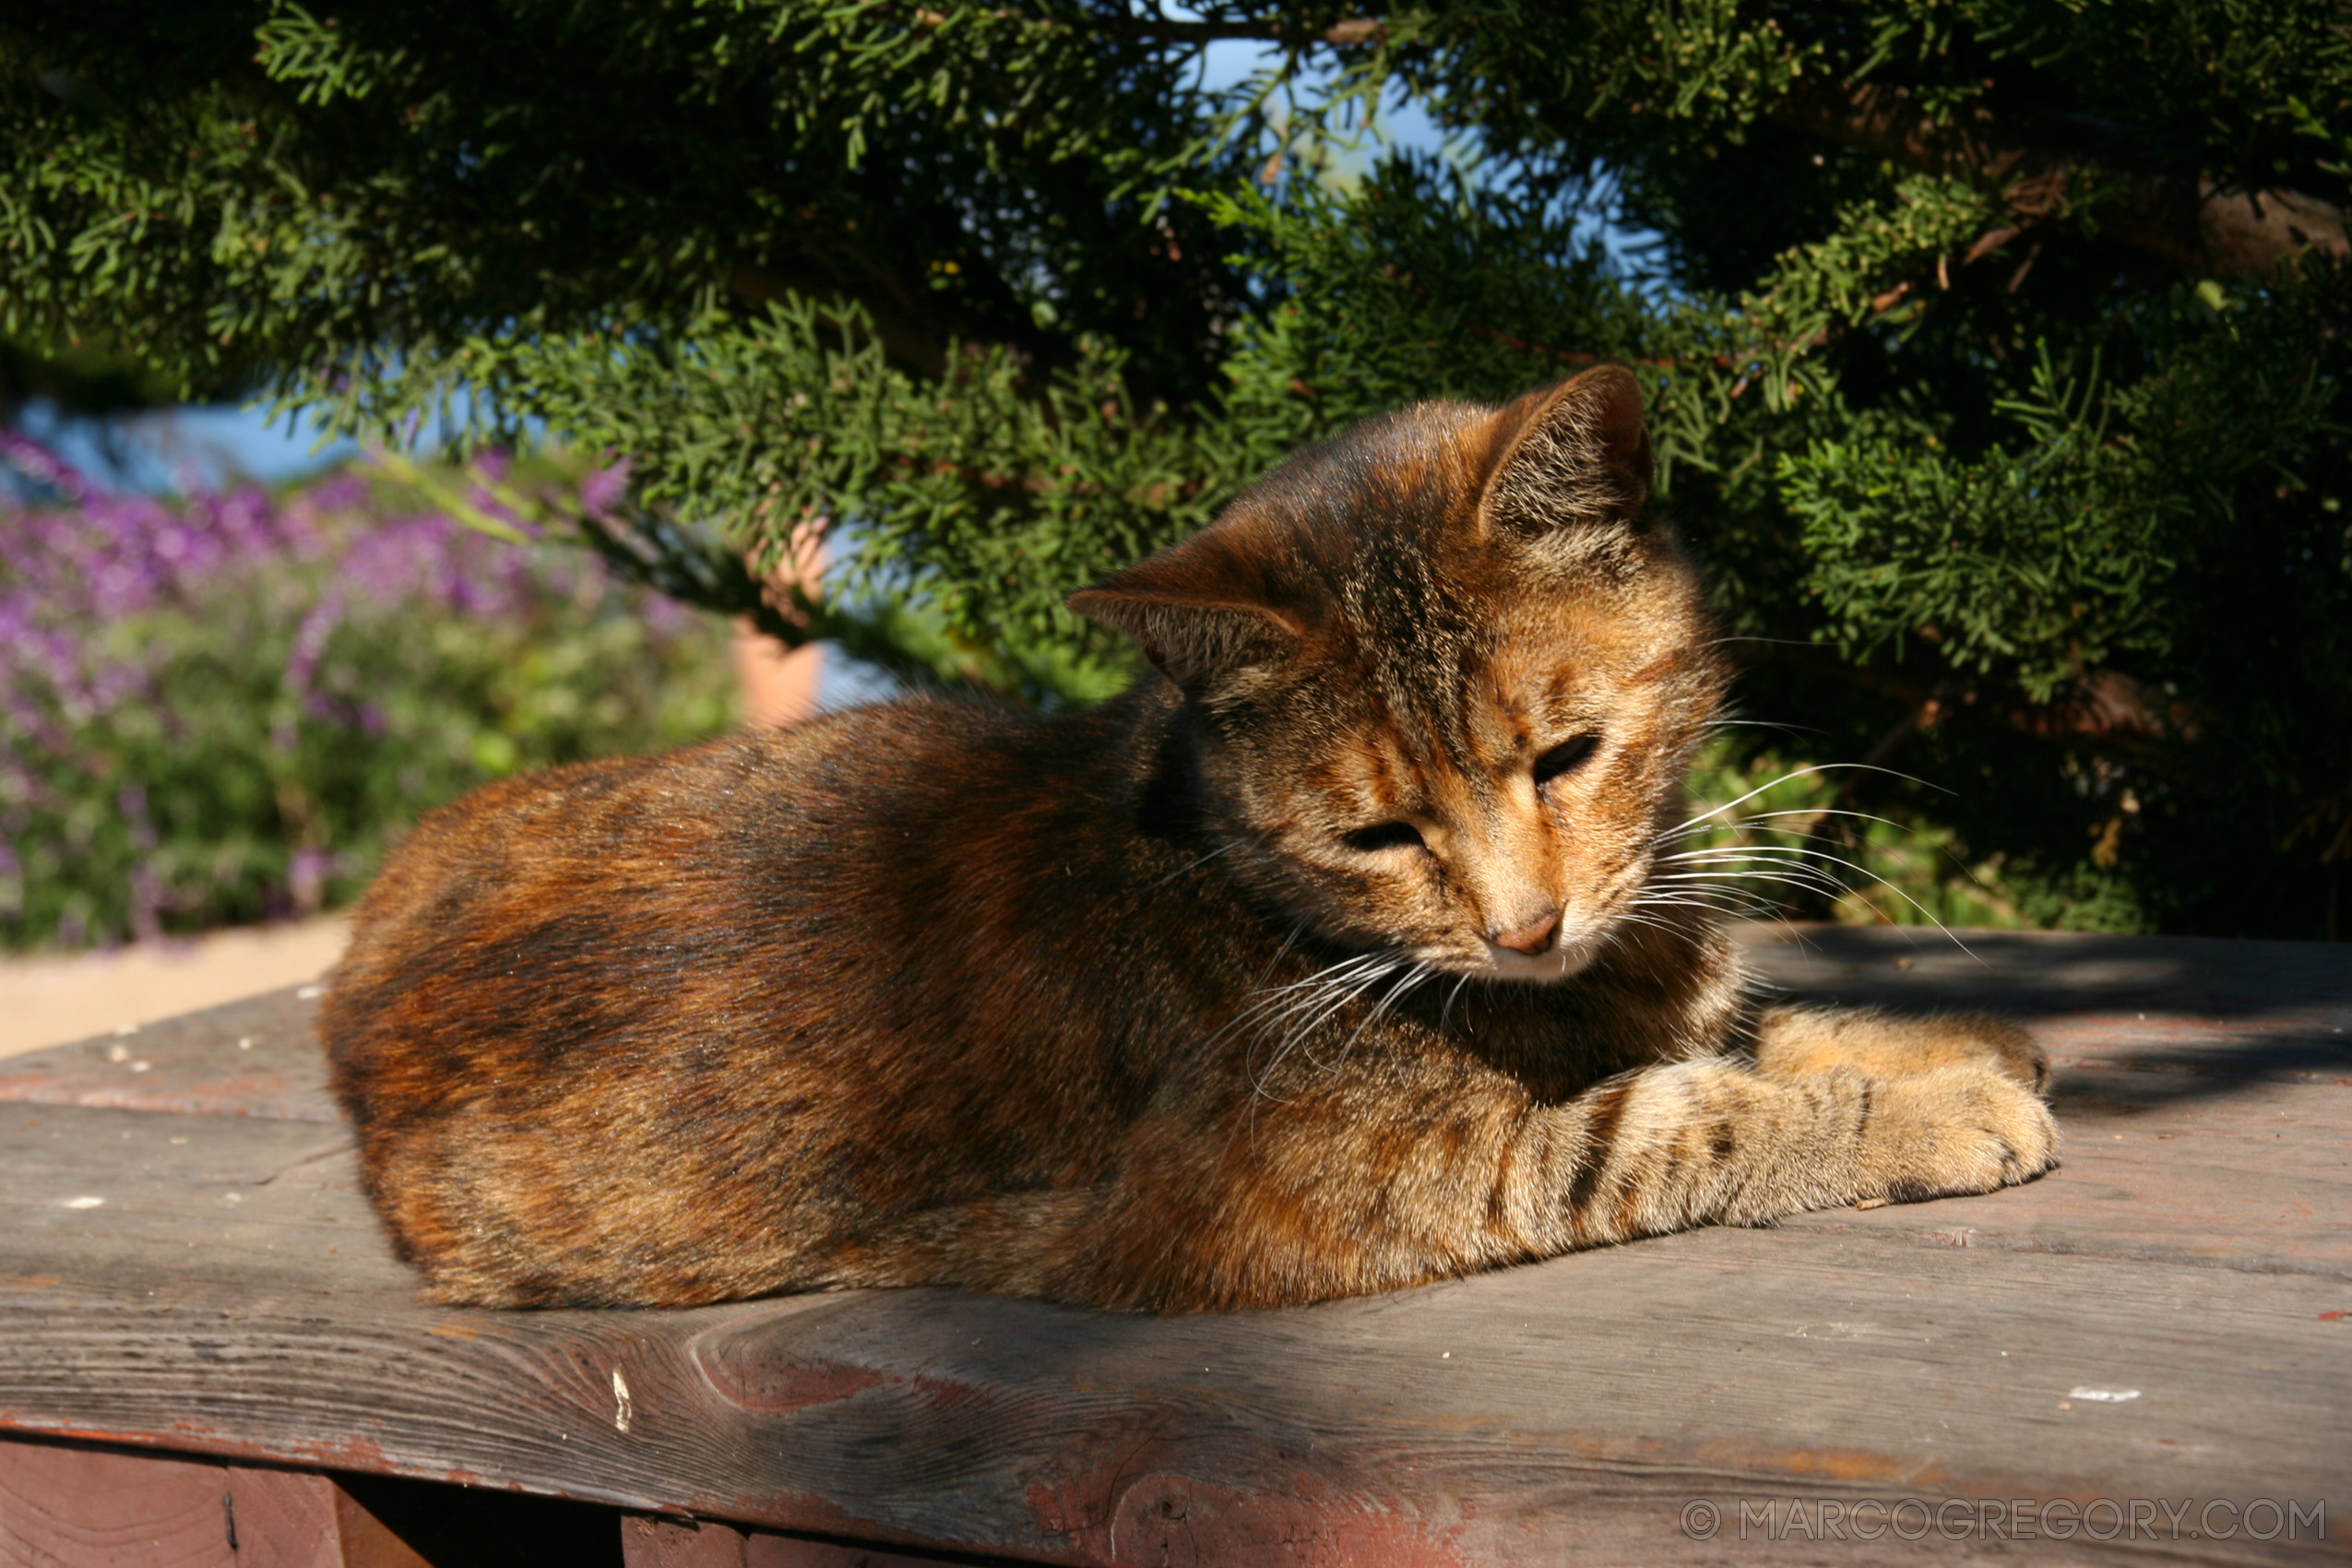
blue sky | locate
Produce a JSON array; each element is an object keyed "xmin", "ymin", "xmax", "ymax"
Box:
[{"xmin": 12, "ymin": 396, "xmax": 358, "ymax": 493}]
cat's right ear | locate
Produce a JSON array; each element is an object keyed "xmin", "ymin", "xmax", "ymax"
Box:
[
  {"xmin": 1069, "ymin": 529, "xmax": 1304, "ymax": 692},
  {"xmin": 1479, "ymin": 363, "xmax": 1655, "ymax": 540}
]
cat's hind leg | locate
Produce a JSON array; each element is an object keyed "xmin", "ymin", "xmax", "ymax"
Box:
[{"xmin": 1751, "ymin": 1004, "xmax": 2049, "ymax": 1090}]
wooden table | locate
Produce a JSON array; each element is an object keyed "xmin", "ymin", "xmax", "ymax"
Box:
[{"xmin": 1, "ymin": 926, "xmax": 2346, "ymax": 1565}]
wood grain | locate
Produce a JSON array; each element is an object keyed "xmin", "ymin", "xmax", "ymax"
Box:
[
  {"xmin": 0, "ymin": 1437, "xmax": 236, "ymax": 1567},
  {"xmin": 621, "ymin": 1517, "xmax": 958, "ymax": 1568},
  {"xmin": 0, "ymin": 988, "xmax": 337, "ymax": 1123},
  {"xmin": 0, "ymin": 1435, "xmax": 434, "ymax": 1568},
  {"xmin": 740, "ymin": 1538, "xmax": 955, "ymax": 1568},
  {"xmin": 0, "ymin": 929, "xmax": 2344, "ymax": 1565},
  {"xmin": 624, "ymin": 1518, "xmax": 747, "ymax": 1568}
]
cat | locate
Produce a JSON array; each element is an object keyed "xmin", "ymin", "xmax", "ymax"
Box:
[{"xmin": 321, "ymin": 365, "xmax": 2058, "ymax": 1313}]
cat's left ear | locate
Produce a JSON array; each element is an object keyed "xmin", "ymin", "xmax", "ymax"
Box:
[
  {"xmin": 1479, "ymin": 364, "xmax": 1654, "ymax": 538},
  {"xmin": 1068, "ymin": 524, "xmax": 1304, "ymax": 692}
]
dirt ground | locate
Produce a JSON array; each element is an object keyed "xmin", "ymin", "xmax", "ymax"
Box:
[{"xmin": 0, "ymin": 916, "xmax": 349, "ymax": 1061}]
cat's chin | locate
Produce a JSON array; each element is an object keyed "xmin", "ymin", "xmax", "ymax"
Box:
[{"xmin": 1466, "ymin": 932, "xmax": 1605, "ymax": 986}]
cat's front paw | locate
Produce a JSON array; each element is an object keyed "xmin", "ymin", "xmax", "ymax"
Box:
[
  {"xmin": 1863, "ymin": 1067, "xmax": 2060, "ymax": 1204},
  {"xmin": 1755, "ymin": 1005, "xmax": 2050, "ymax": 1092},
  {"xmin": 1939, "ymin": 1014, "xmax": 2050, "ymax": 1092}
]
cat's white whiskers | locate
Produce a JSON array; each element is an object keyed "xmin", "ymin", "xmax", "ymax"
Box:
[
  {"xmin": 1250, "ymin": 919, "xmax": 1311, "ymax": 991},
  {"xmin": 1239, "ymin": 944, "xmax": 1451, "ymax": 1099},
  {"xmin": 1436, "ymin": 970, "xmax": 1474, "ymax": 1037},
  {"xmin": 1627, "ymin": 898, "xmax": 1776, "ymax": 932},
  {"xmin": 1649, "ymin": 840, "xmax": 1982, "ymax": 962},
  {"xmin": 1231, "ymin": 951, "xmax": 1396, "ymax": 1049},
  {"xmin": 1611, "ymin": 905, "xmax": 1705, "ymax": 936},
  {"xmin": 1652, "ymin": 853, "xmax": 1865, "ymax": 903},
  {"xmin": 1654, "ymin": 806, "xmax": 1912, "ymax": 849},
  {"xmin": 1336, "ymin": 962, "xmax": 1438, "ymax": 1064},
  {"xmin": 1247, "ymin": 959, "xmax": 1396, "ymax": 1036},
  {"xmin": 1288, "ymin": 961, "xmax": 1409, "ymax": 1066},
  {"xmin": 1665, "ymin": 840, "xmax": 1888, "ymax": 864},
  {"xmin": 1644, "ymin": 881, "xmax": 1830, "ymax": 921},
  {"xmin": 1220, "ymin": 951, "xmax": 1391, "ymax": 1039},
  {"xmin": 1659, "ymin": 764, "xmax": 1936, "ymax": 842},
  {"xmin": 1253, "ymin": 956, "xmax": 1407, "ymax": 1091},
  {"xmin": 1656, "ymin": 855, "xmax": 1853, "ymax": 884},
  {"xmin": 1638, "ymin": 881, "xmax": 1792, "ymax": 913},
  {"xmin": 1147, "ymin": 838, "xmax": 1245, "ymax": 890},
  {"xmin": 1624, "ymin": 880, "xmax": 1730, "ymax": 908},
  {"xmin": 1653, "ymin": 765, "xmax": 1989, "ymax": 952},
  {"xmin": 1652, "ymin": 873, "xmax": 1843, "ymax": 904}
]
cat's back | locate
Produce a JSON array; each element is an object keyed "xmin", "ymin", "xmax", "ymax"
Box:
[
  {"xmin": 322, "ymin": 695, "xmax": 1102, "ymax": 1122},
  {"xmin": 319, "ymin": 692, "xmax": 1199, "ymax": 1304},
  {"xmin": 336, "ymin": 696, "xmax": 1006, "ymax": 972}
]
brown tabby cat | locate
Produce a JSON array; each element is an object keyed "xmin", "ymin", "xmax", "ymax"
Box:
[{"xmin": 322, "ymin": 366, "xmax": 2058, "ymax": 1313}]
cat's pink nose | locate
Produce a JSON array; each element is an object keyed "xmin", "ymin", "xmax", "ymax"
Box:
[{"xmin": 1491, "ymin": 908, "xmax": 1562, "ymax": 955}]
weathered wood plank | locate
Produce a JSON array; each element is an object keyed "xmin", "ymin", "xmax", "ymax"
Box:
[
  {"xmin": 0, "ymin": 929, "xmax": 2345, "ymax": 1565},
  {"xmin": 1, "ymin": 1111, "xmax": 2342, "ymax": 1561},
  {"xmin": 0, "ymin": 988, "xmax": 336, "ymax": 1124},
  {"xmin": 1742, "ymin": 925, "xmax": 2352, "ymax": 1275},
  {"xmin": 1737, "ymin": 923, "xmax": 2352, "ymax": 1025}
]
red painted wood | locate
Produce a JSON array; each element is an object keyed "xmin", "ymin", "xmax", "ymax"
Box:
[
  {"xmin": 0, "ymin": 1437, "xmax": 234, "ymax": 1567},
  {"xmin": 0, "ymin": 1436, "xmax": 434, "ymax": 1568},
  {"xmin": 222, "ymin": 1468, "xmax": 343, "ymax": 1568},
  {"xmin": 622, "ymin": 1517, "xmax": 951, "ymax": 1568},
  {"xmin": 740, "ymin": 1537, "xmax": 963, "ymax": 1568},
  {"xmin": 624, "ymin": 1518, "xmax": 745, "ymax": 1568}
]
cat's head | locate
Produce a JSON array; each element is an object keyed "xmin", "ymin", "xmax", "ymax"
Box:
[{"xmin": 1072, "ymin": 366, "xmax": 1728, "ymax": 984}]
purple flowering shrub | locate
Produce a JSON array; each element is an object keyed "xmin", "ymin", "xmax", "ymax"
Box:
[{"xmin": 0, "ymin": 436, "xmax": 736, "ymax": 950}]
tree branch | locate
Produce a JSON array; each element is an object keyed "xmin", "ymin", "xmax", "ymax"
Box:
[
  {"xmin": 730, "ymin": 261, "xmax": 952, "ymax": 382},
  {"xmin": 1089, "ymin": 15, "xmax": 1384, "ymax": 48},
  {"xmin": 1774, "ymin": 79, "xmax": 2348, "ymax": 280},
  {"xmin": 1753, "ymin": 641, "xmax": 2199, "ymax": 769}
]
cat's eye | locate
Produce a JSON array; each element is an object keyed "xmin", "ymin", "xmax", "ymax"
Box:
[
  {"xmin": 1533, "ymin": 734, "xmax": 1599, "ymax": 790},
  {"xmin": 1341, "ymin": 821, "xmax": 1425, "ymax": 854}
]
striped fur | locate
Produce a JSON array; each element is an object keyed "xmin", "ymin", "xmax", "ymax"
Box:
[{"xmin": 323, "ymin": 367, "xmax": 2057, "ymax": 1313}]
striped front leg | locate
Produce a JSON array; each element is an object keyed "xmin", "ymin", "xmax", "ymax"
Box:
[{"xmin": 1503, "ymin": 1056, "xmax": 2058, "ymax": 1249}]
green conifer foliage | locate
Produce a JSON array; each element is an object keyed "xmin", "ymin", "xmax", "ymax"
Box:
[{"xmin": 6, "ymin": 3, "xmax": 2346, "ymax": 936}]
